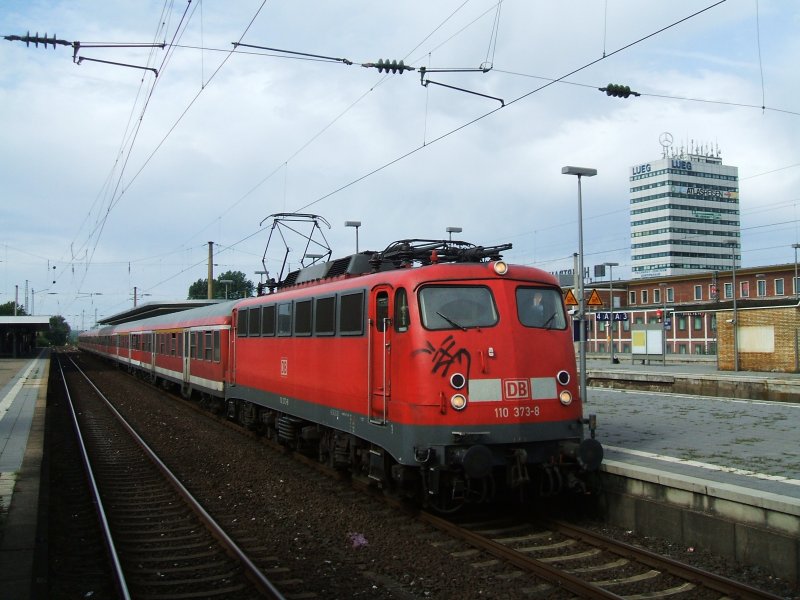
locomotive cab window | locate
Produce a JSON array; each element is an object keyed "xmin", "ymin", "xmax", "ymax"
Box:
[
  {"xmin": 394, "ymin": 288, "xmax": 409, "ymax": 332},
  {"xmin": 419, "ymin": 286, "xmax": 498, "ymax": 330},
  {"xmin": 376, "ymin": 292, "xmax": 389, "ymax": 332},
  {"xmin": 517, "ymin": 288, "xmax": 566, "ymax": 329}
]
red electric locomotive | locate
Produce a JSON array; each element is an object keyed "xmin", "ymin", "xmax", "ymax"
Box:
[{"xmin": 80, "ymin": 239, "xmax": 602, "ymax": 510}]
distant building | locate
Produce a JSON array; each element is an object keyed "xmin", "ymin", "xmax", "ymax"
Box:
[{"xmin": 630, "ymin": 138, "xmax": 740, "ymax": 279}]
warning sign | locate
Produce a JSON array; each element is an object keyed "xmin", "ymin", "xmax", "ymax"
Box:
[
  {"xmin": 587, "ymin": 289, "xmax": 603, "ymax": 307},
  {"xmin": 563, "ymin": 289, "xmax": 578, "ymax": 306}
]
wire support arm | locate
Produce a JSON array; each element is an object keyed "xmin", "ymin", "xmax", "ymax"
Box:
[
  {"xmin": 76, "ymin": 56, "xmax": 158, "ymax": 77},
  {"xmin": 421, "ymin": 78, "xmax": 504, "ymax": 106}
]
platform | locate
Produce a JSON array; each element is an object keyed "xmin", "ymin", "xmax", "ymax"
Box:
[{"xmin": 0, "ymin": 350, "xmax": 50, "ymax": 599}]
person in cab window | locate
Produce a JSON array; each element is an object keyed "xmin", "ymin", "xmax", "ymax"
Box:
[{"xmin": 529, "ymin": 291, "xmax": 545, "ymax": 326}]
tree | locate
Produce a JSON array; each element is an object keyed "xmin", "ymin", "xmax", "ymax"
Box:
[
  {"xmin": 187, "ymin": 270, "xmax": 254, "ymax": 300},
  {"xmin": 45, "ymin": 315, "xmax": 71, "ymax": 346},
  {"xmin": 0, "ymin": 301, "xmax": 27, "ymax": 316}
]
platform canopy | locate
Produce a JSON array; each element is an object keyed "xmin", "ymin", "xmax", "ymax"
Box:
[{"xmin": 0, "ymin": 316, "xmax": 51, "ymax": 357}]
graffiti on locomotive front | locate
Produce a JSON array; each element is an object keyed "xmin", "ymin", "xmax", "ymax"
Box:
[{"xmin": 415, "ymin": 335, "xmax": 472, "ymax": 379}]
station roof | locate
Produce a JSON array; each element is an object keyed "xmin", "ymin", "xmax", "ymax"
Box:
[
  {"xmin": 0, "ymin": 316, "xmax": 51, "ymax": 328},
  {"xmin": 98, "ymin": 300, "xmax": 226, "ymax": 326}
]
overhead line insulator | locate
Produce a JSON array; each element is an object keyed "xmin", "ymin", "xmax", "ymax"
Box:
[
  {"xmin": 362, "ymin": 59, "xmax": 414, "ymax": 74},
  {"xmin": 599, "ymin": 83, "xmax": 641, "ymax": 98},
  {"xmin": 3, "ymin": 31, "xmax": 71, "ymax": 49}
]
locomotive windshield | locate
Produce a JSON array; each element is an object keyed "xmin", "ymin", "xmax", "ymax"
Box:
[
  {"xmin": 418, "ymin": 285, "xmax": 498, "ymax": 330},
  {"xmin": 516, "ymin": 287, "xmax": 567, "ymax": 329}
]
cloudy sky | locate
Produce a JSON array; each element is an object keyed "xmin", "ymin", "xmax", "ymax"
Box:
[{"xmin": 1, "ymin": 1, "xmax": 798, "ymax": 329}]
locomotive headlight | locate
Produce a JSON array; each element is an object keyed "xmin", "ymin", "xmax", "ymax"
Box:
[
  {"xmin": 559, "ymin": 390, "xmax": 573, "ymax": 405},
  {"xmin": 450, "ymin": 373, "xmax": 466, "ymax": 390},
  {"xmin": 492, "ymin": 261, "xmax": 508, "ymax": 275},
  {"xmin": 450, "ymin": 393, "xmax": 468, "ymax": 411}
]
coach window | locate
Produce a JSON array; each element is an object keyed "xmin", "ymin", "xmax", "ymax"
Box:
[
  {"xmin": 394, "ymin": 288, "xmax": 409, "ymax": 332},
  {"xmin": 339, "ymin": 291, "xmax": 365, "ymax": 335},
  {"xmin": 213, "ymin": 330, "xmax": 220, "ymax": 362},
  {"xmin": 177, "ymin": 332, "xmax": 183, "ymax": 357},
  {"xmin": 248, "ymin": 307, "xmax": 261, "ymax": 336},
  {"xmin": 197, "ymin": 332, "xmax": 204, "ymax": 360},
  {"xmin": 315, "ymin": 296, "xmax": 336, "ymax": 335},
  {"xmin": 190, "ymin": 332, "xmax": 197, "ymax": 359},
  {"xmin": 204, "ymin": 331, "xmax": 213, "ymax": 360},
  {"xmin": 171, "ymin": 333, "xmax": 177, "ymax": 356},
  {"xmin": 237, "ymin": 310, "xmax": 248, "ymax": 337},
  {"xmin": 295, "ymin": 299, "xmax": 313, "ymax": 336},
  {"xmin": 277, "ymin": 303, "xmax": 292, "ymax": 336},
  {"xmin": 262, "ymin": 305, "xmax": 276, "ymax": 336}
]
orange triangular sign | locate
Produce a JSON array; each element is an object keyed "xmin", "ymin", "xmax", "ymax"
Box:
[
  {"xmin": 563, "ymin": 289, "xmax": 578, "ymax": 306},
  {"xmin": 587, "ymin": 289, "xmax": 603, "ymax": 307}
]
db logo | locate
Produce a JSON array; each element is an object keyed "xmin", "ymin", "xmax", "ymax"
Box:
[
  {"xmin": 280, "ymin": 358, "xmax": 288, "ymax": 377},
  {"xmin": 504, "ymin": 379, "xmax": 529, "ymax": 399}
]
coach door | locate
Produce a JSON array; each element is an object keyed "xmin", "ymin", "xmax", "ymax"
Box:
[
  {"xmin": 182, "ymin": 330, "xmax": 191, "ymax": 388},
  {"xmin": 369, "ymin": 287, "xmax": 392, "ymax": 425}
]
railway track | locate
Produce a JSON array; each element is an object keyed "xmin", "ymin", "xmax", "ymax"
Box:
[
  {"xmin": 56, "ymin": 355, "xmax": 286, "ymax": 600},
  {"xmin": 422, "ymin": 511, "xmax": 785, "ymax": 599},
  {"xmin": 61, "ymin": 352, "xmax": 793, "ymax": 599}
]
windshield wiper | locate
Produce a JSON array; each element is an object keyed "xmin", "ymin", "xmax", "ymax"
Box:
[
  {"xmin": 543, "ymin": 312, "xmax": 557, "ymax": 329},
  {"xmin": 436, "ymin": 311, "xmax": 468, "ymax": 331}
]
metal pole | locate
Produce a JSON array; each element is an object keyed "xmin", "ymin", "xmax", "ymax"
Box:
[
  {"xmin": 576, "ymin": 175, "xmax": 587, "ymax": 405},
  {"xmin": 793, "ymin": 243, "xmax": 800, "ymax": 299},
  {"xmin": 731, "ymin": 243, "xmax": 739, "ymax": 371},
  {"xmin": 208, "ymin": 241, "xmax": 214, "ymax": 300},
  {"xmin": 608, "ymin": 268, "xmax": 614, "ymax": 363}
]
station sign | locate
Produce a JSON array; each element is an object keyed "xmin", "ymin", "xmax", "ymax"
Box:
[{"xmin": 595, "ymin": 312, "xmax": 629, "ymax": 322}]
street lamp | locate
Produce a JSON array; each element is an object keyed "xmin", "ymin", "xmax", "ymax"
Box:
[
  {"xmin": 345, "ymin": 221, "xmax": 361, "ymax": 253},
  {"xmin": 659, "ymin": 282, "xmax": 668, "ymax": 363},
  {"xmin": 603, "ymin": 262, "xmax": 618, "ymax": 364},
  {"xmin": 726, "ymin": 241, "xmax": 739, "ymax": 371},
  {"xmin": 219, "ymin": 279, "xmax": 233, "ymax": 299},
  {"xmin": 446, "ymin": 226, "xmax": 463, "ymax": 241},
  {"xmin": 792, "ymin": 243, "xmax": 800, "ymax": 299},
  {"xmin": 562, "ymin": 165, "xmax": 597, "ymax": 405}
]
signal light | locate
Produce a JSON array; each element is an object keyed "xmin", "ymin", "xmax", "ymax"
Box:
[
  {"xmin": 599, "ymin": 83, "xmax": 640, "ymax": 98},
  {"xmin": 656, "ymin": 309, "xmax": 663, "ymax": 322}
]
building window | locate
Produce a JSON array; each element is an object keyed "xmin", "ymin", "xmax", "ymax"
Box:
[
  {"xmin": 694, "ymin": 285, "xmax": 702, "ymax": 300},
  {"xmin": 693, "ymin": 316, "xmax": 703, "ymax": 330},
  {"xmin": 678, "ymin": 316, "xmax": 686, "ymax": 331},
  {"xmin": 775, "ymin": 278, "xmax": 784, "ymax": 296},
  {"xmin": 740, "ymin": 281, "xmax": 749, "ymax": 298},
  {"xmin": 757, "ymin": 279, "xmax": 767, "ymax": 297},
  {"xmin": 724, "ymin": 282, "xmax": 733, "ymax": 299},
  {"xmin": 653, "ymin": 288, "xmax": 661, "ymax": 304},
  {"xmin": 709, "ymin": 284, "xmax": 717, "ymax": 300},
  {"xmin": 641, "ymin": 289, "xmax": 648, "ymax": 304},
  {"xmin": 679, "ymin": 344, "xmax": 688, "ymax": 354},
  {"xmin": 666, "ymin": 288, "xmax": 674, "ymax": 303},
  {"xmin": 629, "ymin": 291, "xmax": 636, "ymax": 304}
]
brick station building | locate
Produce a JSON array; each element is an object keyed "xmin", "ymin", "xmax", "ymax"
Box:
[{"xmin": 579, "ymin": 262, "xmax": 800, "ymax": 372}]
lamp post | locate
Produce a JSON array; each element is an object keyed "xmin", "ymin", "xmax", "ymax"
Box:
[
  {"xmin": 659, "ymin": 282, "xmax": 668, "ymax": 363},
  {"xmin": 446, "ymin": 226, "xmax": 462, "ymax": 241},
  {"xmin": 345, "ymin": 221, "xmax": 361, "ymax": 253},
  {"xmin": 603, "ymin": 262, "xmax": 618, "ymax": 364},
  {"xmin": 726, "ymin": 241, "xmax": 739, "ymax": 371},
  {"xmin": 562, "ymin": 166, "xmax": 597, "ymax": 405},
  {"xmin": 792, "ymin": 243, "xmax": 800, "ymax": 299}
]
